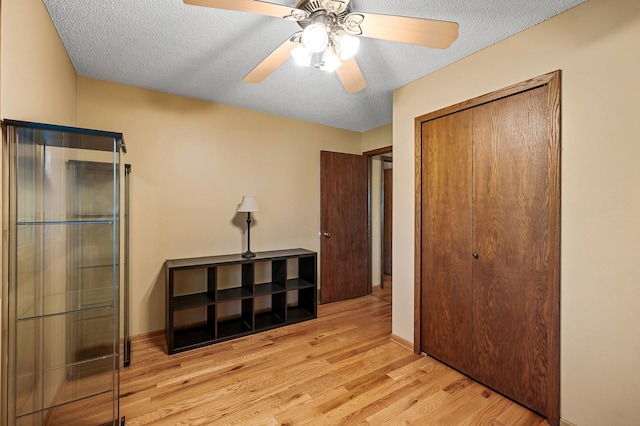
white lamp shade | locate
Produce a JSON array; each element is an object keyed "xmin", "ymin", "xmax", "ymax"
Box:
[{"xmin": 237, "ymin": 196, "xmax": 260, "ymax": 212}]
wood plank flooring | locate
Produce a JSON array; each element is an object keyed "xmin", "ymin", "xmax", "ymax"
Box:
[{"xmin": 120, "ymin": 294, "xmax": 548, "ymax": 425}]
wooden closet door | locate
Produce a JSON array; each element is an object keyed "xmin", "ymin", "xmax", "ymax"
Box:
[
  {"xmin": 471, "ymin": 86, "xmax": 555, "ymax": 415},
  {"xmin": 420, "ymin": 110, "xmax": 474, "ymax": 375}
]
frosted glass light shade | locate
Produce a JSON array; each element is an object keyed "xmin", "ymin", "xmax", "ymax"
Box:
[
  {"xmin": 291, "ymin": 44, "xmax": 313, "ymax": 67},
  {"xmin": 336, "ymin": 32, "xmax": 360, "ymax": 60},
  {"xmin": 302, "ymin": 23, "xmax": 329, "ymax": 53},
  {"xmin": 237, "ymin": 196, "xmax": 260, "ymax": 212},
  {"xmin": 320, "ymin": 47, "xmax": 342, "ymax": 72}
]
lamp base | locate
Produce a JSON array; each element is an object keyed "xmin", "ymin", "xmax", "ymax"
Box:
[{"xmin": 242, "ymin": 250, "xmax": 256, "ymax": 259}]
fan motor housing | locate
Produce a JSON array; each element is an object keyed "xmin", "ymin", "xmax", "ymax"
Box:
[{"xmin": 295, "ymin": 0, "xmax": 352, "ymax": 28}]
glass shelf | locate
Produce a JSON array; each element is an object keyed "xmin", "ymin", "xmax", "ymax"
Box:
[{"xmin": 17, "ymin": 220, "xmax": 115, "ymax": 225}]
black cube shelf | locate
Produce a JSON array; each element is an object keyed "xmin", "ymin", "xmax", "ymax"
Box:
[{"xmin": 165, "ymin": 249, "xmax": 317, "ymax": 354}]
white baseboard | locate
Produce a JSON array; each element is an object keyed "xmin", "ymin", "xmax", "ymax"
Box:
[{"xmin": 560, "ymin": 419, "xmax": 578, "ymax": 426}]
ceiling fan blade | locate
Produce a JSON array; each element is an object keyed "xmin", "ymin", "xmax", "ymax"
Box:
[
  {"xmin": 336, "ymin": 57, "xmax": 366, "ymax": 94},
  {"xmin": 356, "ymin": 13, "xmax": 459, "ymax": 49},
  {"xmin": 244, "ymin": 37, "xmax": 298, "ymax": 83},
  {"xmin": 184, "ymin": 0, "xmax": 300, "ymax": 20}
]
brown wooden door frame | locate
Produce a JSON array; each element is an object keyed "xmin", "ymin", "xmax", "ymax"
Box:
[{"xmin": 413, "ymin": 71, "xmax": 561, "ymax": 425}]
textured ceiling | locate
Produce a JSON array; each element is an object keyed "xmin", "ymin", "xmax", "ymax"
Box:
[{"xmin": 43, "ymin": 0, "xmax": 587, "ymax": 132}]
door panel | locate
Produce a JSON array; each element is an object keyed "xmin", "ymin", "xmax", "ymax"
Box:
[
  {"xmin": 471, "ymin": 86, "xmax": 552, "ymax": 415},
  {"xmin": 420, "ymin": 110, "xmax": 474, "ymax": 375},
  {"xmin": 320, "ymin": 151, "xmax": 369, "ymax": 304}
]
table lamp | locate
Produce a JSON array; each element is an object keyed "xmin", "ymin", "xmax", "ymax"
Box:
[{"xmin": 237, "ymin": 196, "xmax": 260, "ymax": 258}]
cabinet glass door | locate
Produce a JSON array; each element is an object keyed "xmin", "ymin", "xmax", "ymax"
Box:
[{"xmin": 2, "ymin": 120, "xmax": 124, "ymax": 426}]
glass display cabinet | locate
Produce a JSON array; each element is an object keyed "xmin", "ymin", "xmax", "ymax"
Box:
[{"xmin": 2, "ymin": 120, "xmax": 125, "ymax": 425}]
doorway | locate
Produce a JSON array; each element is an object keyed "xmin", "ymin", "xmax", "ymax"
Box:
[
  {"xmin": 365, "ymin": 147, "xmax": 392, "ymax": 303},
  {"xmin": 319, "ymin": 147, "xmax": 393, "ymax": 305}
]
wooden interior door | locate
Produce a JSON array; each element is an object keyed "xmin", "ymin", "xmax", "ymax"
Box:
[
  {"xmin": 383, "ymin": 167, "xmax": 393, "ymax": 275},
  {"xmin": 471, "ymin": 86, "xmax": 555, "ymax": 416},
  {"xmin": 420, "ymin": 110, "xmax": 474, "ymax": 376},
  {"xmin": 320, "ymin": 151, "xmax": 369, "ymax": 304}
]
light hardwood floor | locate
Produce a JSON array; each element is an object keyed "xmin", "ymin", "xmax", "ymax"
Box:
[{"xmin": 120, "ymin": 294, "xmax": 548, "ymax": 425}]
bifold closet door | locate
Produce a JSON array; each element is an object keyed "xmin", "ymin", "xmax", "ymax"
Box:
[
  {"xmin": 420, "ymin": 109, "xmax": 474, "ymax": 376},
  {"xmin": 419, "ymin": 74, "xmax": 559, "ymax": 422},
  {"xmin": 471, "ymin": 85, "xmax": 554, "ymax": 416}
]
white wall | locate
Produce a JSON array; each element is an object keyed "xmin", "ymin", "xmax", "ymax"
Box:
[{"xmin": 392, "ymin": 0, "xmax": 640, "ymax": 424}]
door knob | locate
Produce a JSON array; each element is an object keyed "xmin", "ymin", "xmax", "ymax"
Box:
[
  {"xmin": 323, "ymin": 232, "xmax": 332, "ymax": 238},
  {"xmin": 473, "ymin": 253, "xmax": 479, "ymax": 259}
]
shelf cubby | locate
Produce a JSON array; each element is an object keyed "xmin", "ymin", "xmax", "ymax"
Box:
[
  {"xmin": 173, "ymin": 293, "xmax": 215, "ymax": 310},
  {"xmin": 254, "ymin": 283, "xmax": 286, "ymax": 296},
  {"xmin": 217, "ymin": 287, "xmax": 252, "ymax": 302},
  {"xmin": 254, "ymin": 292, "xmax": 286, "ymax": 331},
  {"xmin": 173, "ymin": 324, "xmax": 215, "ymax": 351}
]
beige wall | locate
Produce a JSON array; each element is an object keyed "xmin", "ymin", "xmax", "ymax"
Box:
[
  {"xmin": 361, "ymin": 123, "xmax": 392, "ymax": 153},
  {"xmin": 0, "ymin": 0, "xmax": 77, "ymax": 124},
  {"xmin": 1, "ymin": 0, "xmax": 79, "ymax": 416},
  {"xmin": 76, "ymin": 77, "xmax": 361, "ymax": 335},
  {"xmin": 393, "ymin": 0, "xmax": 640, "ymax": 425}
]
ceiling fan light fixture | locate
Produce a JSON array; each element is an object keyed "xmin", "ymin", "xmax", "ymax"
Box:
[
  {"xmin": 187, "ymin": 0, "xmax": 459, "ymax": 95},
  {"xmin": 334, "ymin": 31, "xmax": 360, "ymax": 60},
  {"xmin": 301, "ymin": 23, "xmax": 329, "ymax": 53}
]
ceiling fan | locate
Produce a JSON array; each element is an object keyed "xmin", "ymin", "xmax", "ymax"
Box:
[{"xmin": 184, "ymin": 0, "xmax": 459, "ymax": 94}]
